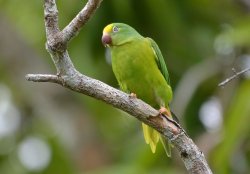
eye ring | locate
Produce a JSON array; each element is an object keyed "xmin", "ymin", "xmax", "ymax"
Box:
[{"xmin": 112, "ymin": 26, "xmax": 119, "ymax": 33}]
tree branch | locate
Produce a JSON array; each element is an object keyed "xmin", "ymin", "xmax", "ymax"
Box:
[
  {"xmin": 44, "ymin": 0, "xmax": 60, "ymax": 37},
  {"xmin": 62, "ymin": 0, "xmax": 102, "ymax": 43},
  {"xmin": 26, "ymin": 0, "xmax": 213, "ymax": 173},
  {"xmin": 25, "ymin": 74, "xmax": 61, "ymax": 84},
  {"xmin": 218, "ymin": 67, "xmax": 250, "ymax": 87}
]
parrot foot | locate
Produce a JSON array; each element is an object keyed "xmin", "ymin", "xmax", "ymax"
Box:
[
  {"xmin": 159, "ymin": 107, "xmax": 171, "ymax": 117},
  {"xmin": 129, "ymin": 93, "xmax": 137, "ymax": 99}
]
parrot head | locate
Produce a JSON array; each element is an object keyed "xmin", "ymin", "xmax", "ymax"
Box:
[{"xmin": 102, "ymin": 23, "xmax": 142, "ymax": 47}]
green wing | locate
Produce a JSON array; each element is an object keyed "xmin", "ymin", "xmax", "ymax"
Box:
[{"xmin": 147, "ymin": 38, "xmax": 170, "ymax": 85}]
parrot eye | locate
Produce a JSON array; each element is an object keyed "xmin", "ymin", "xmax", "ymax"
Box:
[{"xmin": 112, "ymin": 26, "xmax": 119, "ymax": 33}]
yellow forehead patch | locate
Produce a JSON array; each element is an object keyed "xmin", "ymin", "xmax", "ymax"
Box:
[{"xmin": 103, "ymin": 24, "xmax": 113, "ymax": 33}]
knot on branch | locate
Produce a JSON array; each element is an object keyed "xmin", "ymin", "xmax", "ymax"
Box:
[
  {"xmin": 46, "ymin": 32, "xmax": 67, "ymax": 53},
  {"xmin": 181, "ymin": 150, "xmax": 189, "ymax": 158}
]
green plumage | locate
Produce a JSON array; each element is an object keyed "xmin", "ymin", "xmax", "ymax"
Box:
[{"xmin": 102, "ymin": 23, "xmax": 173, "ymax": 156}]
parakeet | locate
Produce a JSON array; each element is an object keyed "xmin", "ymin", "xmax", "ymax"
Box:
[{"xmin": 102, "ymin": 23, "xmax": 173, "ymax": 156}]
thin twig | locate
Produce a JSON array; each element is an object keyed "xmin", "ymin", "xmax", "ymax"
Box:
[
  {"xmin": 25, "ymin": 74, "xmax": 61, "ymax": 84},
  {"xmin": 62, "ymin": 0, "xmax": 102, "ymax": 43},
  {"xmin": 218, "ymin": 67, "xmax": 250, "ymax": 87}
]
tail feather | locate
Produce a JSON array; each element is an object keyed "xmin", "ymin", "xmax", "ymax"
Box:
[
  {"xmin": 142, "ymin": 123, "xmax": 159, "ymax": 153},
  {"xmin": 160, "ymin": 135, "xmax": 171, "ymax": 157},
  {"xmin": 142, "ymin": 123, "xmax": 172, "ymax": 156}
]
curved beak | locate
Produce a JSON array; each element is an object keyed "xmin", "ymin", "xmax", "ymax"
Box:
[{"xmin": 102, "ymin": 33, "xmax": 112, "ymax": 47}]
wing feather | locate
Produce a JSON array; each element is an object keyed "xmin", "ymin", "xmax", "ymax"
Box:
[{"xmin": 147, "ymin": 37, "xmax": 170, "ymax": 85}]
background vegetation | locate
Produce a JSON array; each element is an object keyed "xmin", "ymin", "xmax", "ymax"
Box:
[{"xmin": 0, "ymin": 0, "xmax": 250, "ymax": 173}]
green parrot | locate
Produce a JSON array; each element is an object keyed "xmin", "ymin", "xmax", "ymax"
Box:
[{"xmin": 102, "ymin": 23, "xmax": 173, "ymax": 156}]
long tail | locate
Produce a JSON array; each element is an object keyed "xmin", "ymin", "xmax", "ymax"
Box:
[
  {"xmin": 142, "ymin": 123, "xmax": 171, "ymax": 156},
  {"xmin": 142, "ymin": 123, "xmax": 159, "ymax": 153},
  {"xmin": 160, "ymin": 135, "xmax": 171, "ymax": 157}
]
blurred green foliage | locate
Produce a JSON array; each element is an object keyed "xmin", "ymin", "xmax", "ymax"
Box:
[{"xmin": 0, "ymin": 0, "xmax": 250, "ymax": 174}]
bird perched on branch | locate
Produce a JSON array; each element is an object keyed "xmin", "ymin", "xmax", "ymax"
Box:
[{"xmin": 102, "ymin": 23, "xmax": 173, "ymax": 156}]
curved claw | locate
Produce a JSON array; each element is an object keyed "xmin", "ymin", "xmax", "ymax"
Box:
[
  {"xmin": 159, "ymin": 107, "xmax": 171, "ymax": 117},
  {"xmin": 129, "ymin": 93, "xmax": 137, "ymax": 99}
]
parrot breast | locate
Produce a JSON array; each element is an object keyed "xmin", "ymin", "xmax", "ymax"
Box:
[{"xmin": 111, "ymin": 38, "xmax": 172, "ymax": 108}]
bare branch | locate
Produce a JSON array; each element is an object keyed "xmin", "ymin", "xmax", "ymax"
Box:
[
  {"xmin": 25, "ymin": 74, "xmax": 62, "ymax": 84},
  {"xmin": 218, "ymin": 67, "xmax": 250, "ymax": 87},
  {"xmin": 44, "ymin": 0, "xmax": 60, "ymax": 37},
  {"xmin": 26, "ymin": 71, "xmax": 212, "ymax": 173},
  {"xmin": 26, "ymin": 71, "xmax": 212, "ymax": 174},
  {"xmin": 26, "ymin": 0, "xmax": 213, "ymax": 173},
  {"xmin": 62, "ymin": 0, "xmax": 103, "ymax": 43}
]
